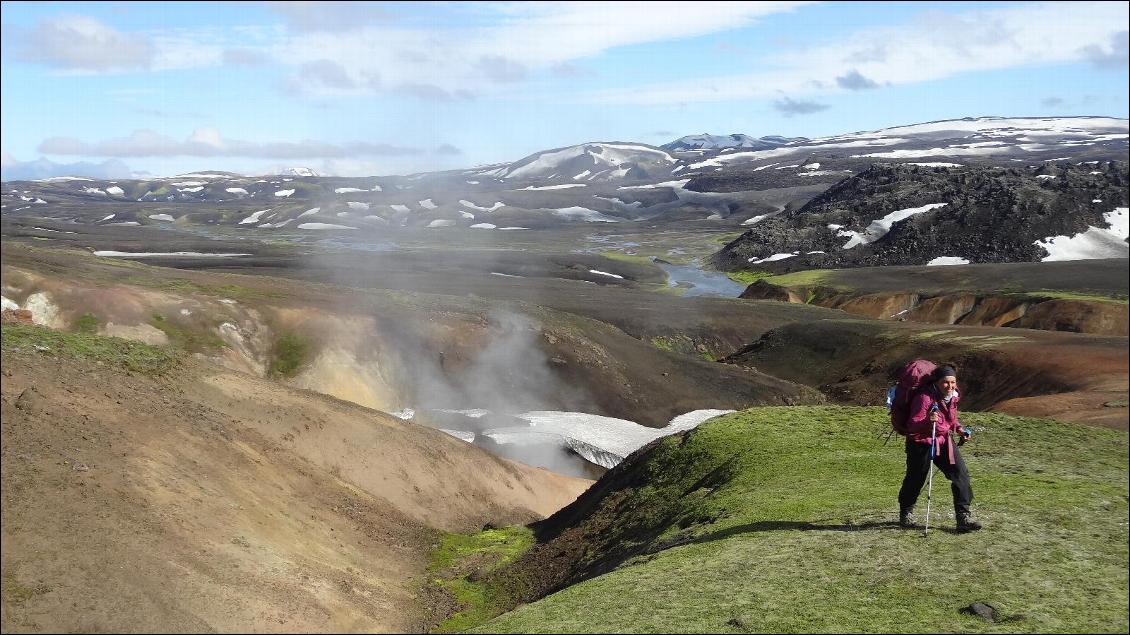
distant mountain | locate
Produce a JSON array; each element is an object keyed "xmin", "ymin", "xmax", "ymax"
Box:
[
  {"xmin": 270, "ymin": 167, "xmax": 319, "ymax": 177},
  {"xmin": 2, "ymin": 117, "xmax": 1127, "ymax": 249},
  {"xmin": 0, "ymin": 157, "xmax": 133, "ymax": 182},
  {"xmin": 470, "ymin": 142, "xmax": 677, "ymax": 182},
  {"xmin": 663, "ymin": 133, "xmax": 807, "ymax": 151}
]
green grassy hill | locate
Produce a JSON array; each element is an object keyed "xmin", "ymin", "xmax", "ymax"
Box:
[{"xmin": 433, "ymin": 407, "xmax": 1128, "ymax": 633}]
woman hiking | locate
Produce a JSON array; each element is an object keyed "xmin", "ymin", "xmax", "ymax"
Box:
[{"xmin": 898, "ymin": 365, "xmax": 982, "ymax": 532}]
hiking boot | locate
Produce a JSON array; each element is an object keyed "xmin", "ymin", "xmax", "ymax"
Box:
[
  {"xmin": 899, "ymin": 508, "xmax": 918, "ymax": 529},
  {"xmin": 956, "ymin": 513, "xmax": 982, "ymax": 533}
]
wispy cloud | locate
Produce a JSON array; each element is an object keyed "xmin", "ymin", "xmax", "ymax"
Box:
[
  {"xmin": 37, "ymin": 129, "xmax": 431, "ymax": 159},
  {"xmin": 587, "ymin": 2, "xmax": 1129, "ymax": 104},
  {"xmin": 266, "ymin": 1, "xmax": 392, "ymax": 33},
  {"xmin": 835, "ymin": 69, "xmax": 880, "ymax": 90},
  {"xmin": 773, "ymin": 97, "xmax": 829, "ymax": 116}
]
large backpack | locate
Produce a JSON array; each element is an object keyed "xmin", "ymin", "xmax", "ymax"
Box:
[{"xmin": 887, "ymin": 359, "xmax": 937, "ymax": 435}]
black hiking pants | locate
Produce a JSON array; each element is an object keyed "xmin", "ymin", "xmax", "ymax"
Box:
[{"xmin": 898, "ymin": 438, "xmax": 973, "ymax": 515}]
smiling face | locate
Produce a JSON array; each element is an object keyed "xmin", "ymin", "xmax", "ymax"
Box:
[{"xmin": 936, "ymin": 375, "xmax": 958, "ymax": 397}]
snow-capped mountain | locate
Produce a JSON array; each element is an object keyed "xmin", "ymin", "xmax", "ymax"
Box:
[
  {"xmin": 2, "ymin": 117, "xmax": 1127, "ymax": 252},
  {"xmin": 472, "ymin": 142, "xmax": 678, "ymax": 182},
  {"xmin": 663, "ymin": 134, "xmax": 806, "ymax": 152}
]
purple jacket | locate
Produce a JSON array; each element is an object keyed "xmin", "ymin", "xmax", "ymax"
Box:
[{"xmin": 907, "ymin": 387, "xmax": 967, "ymax": 463}]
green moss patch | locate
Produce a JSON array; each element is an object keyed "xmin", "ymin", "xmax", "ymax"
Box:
[
  {"xmin": 271, "ymin": 333, "xmax": 309, "ymax": 377},
  {"xmin": 427, "ymin": 526, "xmax": 536, "ymax": 633},
  {"xmin": 1, "ymin": 324, "xmax": 177, "ymax": 374}
]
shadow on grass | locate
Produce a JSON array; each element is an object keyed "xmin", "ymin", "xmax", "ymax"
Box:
[
  {"xmin": 668, "ymin": 519, "xmax": 971, "ymax": 549},
  {"xmin": 649, "ymin": 518, "xmax": 966, "ymax": 554}
]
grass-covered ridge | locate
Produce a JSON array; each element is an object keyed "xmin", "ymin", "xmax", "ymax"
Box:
[
  {"xmin": 427, "ymin": 526, "xmax": 536, "ymax": 633},
  {"xmin": 475, "ymin": 407, "xmax": 1128, "ymax": 633},
  {"xmin": 1, "ymin": 323, "xmax": 178, "ymax": 374}
]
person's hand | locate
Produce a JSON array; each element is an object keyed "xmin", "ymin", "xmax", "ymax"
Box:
[{"xmin": 929, "ymin": 410, "xmax": 940, "ymax": 424}]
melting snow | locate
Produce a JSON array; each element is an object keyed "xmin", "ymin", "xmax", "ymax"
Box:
[
  {"xmin": 179, "ymin": 186, "xmax": 204, "ymax": 193},
  {"xmin": 553, "ymin": 207, "xmax": 620, "ymax": 222},
  {"xmin": 98, "ymin": 214, "xmax": 115, "ymax": 222},
  {"xmin": 390, "ymin": 408, "xmax": 415, "ymax": 420},
  {"xmin": 297, "ymin": 223, "xmax": 357, "ymax": 230},
  {"xmin": 573, "ymin": 170, "xmax": 592, "ymax": 180},
  {"xmin": 274, "ymin": 189, "xmax": 295, "ymax": 197},
  {"xmin": 589, "ymin": 270, "xmax": 624, "ymax": 279},
  {"xmin": 440, "ymin": 429, "xmax": 476, "ymax": 443},
  {"xmin": 335, "ymin": 187, "xmax": 365, "ymax": 194},
  {"xmin": 105, "ymin": 186, "xmax": 125, "ymax": 196},
  {"xmin": 347, "ymin": 201, "xmax": 370, "ymax": 211},
  {"xmin": 93, "ymin": 251, "xmax": 251, "ymax": 257},
  {"xmin": 298, "ymin": 207, "xmax": 321, "ymax": 218},
  {"xmin": 459, "ymin": 211, "xmax": 476, "ymax": 219},
  {"xmin": 482, "ymin": 409, "xmax": 736, "ymax": 469},
  {"xmin": 225, "ymin": 187, "xmax": 249, "ymax": 195},
  {"xmin": 518, "ymin": 183, "xmax": 587, "ymax": 191},
  {"xmin": 908, "ymin": 162, "xmax": 963, "ymax": 167},
  {"xmin": 617, "ymin": 179, "xmax": 690, "ymax": 190},
  {"xmin": 459, "ymin": 200, "xmax": 505, "ymax": 212},
  {"xmin": 1036, "ymin": 174, "xmax": 1056, "ymax": 180},
  {"xmin": 1035, "ymin": 207, "xmax": 1130, "ymax": 261},
  {"xmin": 843, "ymin": 203, "xmax": 948, "ymax": 248},
  {"xmin": 419, "ymin": 198, "xmax": 437, "ymax": 209},
  {"xmin": 427, "ymin": 219, "xmax": 455, "ymax": 228},
  {"xmin": 927, "ymin": 256, "xmax": 971, "ymax": 266},
  {"xmin": 239, "ymin": 209, "xmax": 272, "ymax": 225},
  {"xmin": 390, "ymin": 204, "xmax": 410, "ymax": 213},
  {"xmin": 471, "ymin": 223, "xmax": 497, "ymax": 229},
  {"xmin": 748, "ymin": 252, "xmax": 798, "ymax": 264},
  {"xmin": 148, "ymin": 214, "xmax": 175, "ymax": 222},
  {"xmin": 83, "ymin": 187, "xmax": 107, "ymax": 196}
]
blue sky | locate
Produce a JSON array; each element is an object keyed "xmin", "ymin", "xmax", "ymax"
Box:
[{"xmin": 1, "ymin": 1, "xmax": 1127, "ymax": 177}]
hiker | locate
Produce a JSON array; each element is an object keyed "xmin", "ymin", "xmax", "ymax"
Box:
[{"xmin": 897, "ymin": 365, "xmax": 982, "ymax": 532}]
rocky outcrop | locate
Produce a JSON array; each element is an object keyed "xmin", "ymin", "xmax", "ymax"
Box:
[{"xmin": 713, "ymin": 161, "xmax": 1129, "ymax": 271}]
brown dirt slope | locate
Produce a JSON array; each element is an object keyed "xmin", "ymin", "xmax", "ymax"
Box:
[
  {"xmin": 740, "ymin": 259, "xmax": 1129, "ymax": 336},
  {"xmin": 721, "ymin": 318, "xmax": 1129, "ymax": 430},
  {"xmin": 0, "ymin": 349, "xmax": 589, "ymax": 633}
]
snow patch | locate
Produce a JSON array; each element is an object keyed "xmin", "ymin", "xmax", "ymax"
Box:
[
  {"xmin": 748, "ymin": 252, "xmax": 798, "ymax": 264},
  {"xmin": 347, "ymin": 201, "xmax": 370, "ymax": 211},
  {"xmin": 471, "ymin": 223, "xmax": 497, "ymax": 229},
  {"xmin": 843, "ymin": 203, "xmax": 948, "ymax": 248},
  {"xmin": 93, "ymin": 251, "xmax": 251, "ymax": 258},
  {"xmin": 105, "ymin": 186, "xmax": 125, "ymax": 196},
  {"xmin": 419, "ymin": 198, "xmax": 437, "ymax": 209},
  {"xmin": 148, "ymin": 214, "xmax": 175, "ymax": 222},
  {"xmin": 274, "ymin": 189, "xmax": 295, "ymax": 197},
  {"xmin": 589, "ymin": 269, "xmax": 623, "ymax": 279},
  {"xmin": 297, "ymin": 223, "xmax": 357, "ymax": 230},
  {"xmin": 427, "ymin": 219, "xmax": 455, "ymax": 228},
  {"xmin": 927, "ymin": 256, "xmax": 971, "ymax": 266},
  {"xmin": 1035, "ymin": 207, "xmax": 1129, "ymax": 261},
  {"xmin": 335, "ymin": 187, "xmax": 365, "ymax": 194},
  {"xmin": 617, "ymin": 179, "xmax": 690, "ymax": 190},
  {"xmin": 518, "ymin": 183, "xmax": 587, "ymax": 191},
  {"xmin": 390, "ymin": 204, "xmax": 410, "ymax": 213},
  {"xmin": 225, "ymin": 187, "xmax": 249, "ymax": 195}
]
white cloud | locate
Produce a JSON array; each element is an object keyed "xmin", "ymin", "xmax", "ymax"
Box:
[
  {"xmin": 37, "ymin": 129, "xmax": 426, "ymax": 159},
  {"xmin": 587, "ymin": 1, "xmax": 1130, "ymax": 103},
  {"xmin": 13, "ymin": 14, "xmax": 153, "ymax": 71}
]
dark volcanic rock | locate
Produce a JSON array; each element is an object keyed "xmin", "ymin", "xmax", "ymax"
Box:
[{"xmin": 712, "ymin": 161, "xmax": 1130, "ymax": 271}]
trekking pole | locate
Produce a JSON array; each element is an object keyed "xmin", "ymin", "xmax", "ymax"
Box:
[{"xmin": 924, "ymin": 406, "xmax": 938, "ymax": 537}]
